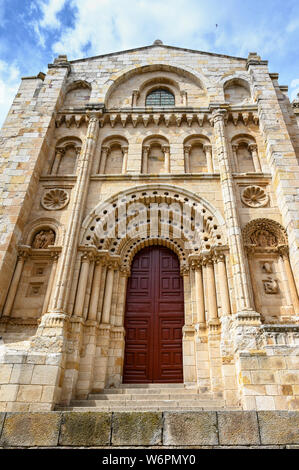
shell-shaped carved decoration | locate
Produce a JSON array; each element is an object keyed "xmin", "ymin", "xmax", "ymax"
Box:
[
  {"xmin": 41, "ymin": 189, "xmax": 69, "ymax": 211},
  {"xmin": 241, "ymin": 186, "xmax": 269, "ymax": 208}
]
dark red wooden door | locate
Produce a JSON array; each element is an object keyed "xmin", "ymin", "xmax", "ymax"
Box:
[{"xmin": 123, "ymin": 246, "xmax": 184, "ymax": 383}]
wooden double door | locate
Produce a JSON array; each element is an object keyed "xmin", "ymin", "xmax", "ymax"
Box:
[{"xmin": 123, "ymin": 246, "xmax": 184, "ymax": 383}]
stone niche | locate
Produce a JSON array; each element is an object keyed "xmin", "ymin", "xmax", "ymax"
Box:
[{"xmin": 243, "ymin": 218, "xmax": 297, "ymax": 323}]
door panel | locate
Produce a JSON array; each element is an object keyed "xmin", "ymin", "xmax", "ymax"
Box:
[{"xmin": 123, "ymin": 246, "xmax": 184, "ymax": 383}]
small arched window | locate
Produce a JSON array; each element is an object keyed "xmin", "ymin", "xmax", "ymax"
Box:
[{"xmin": 146, "ymin": 89, "xmax": 175, "ymax": 106}]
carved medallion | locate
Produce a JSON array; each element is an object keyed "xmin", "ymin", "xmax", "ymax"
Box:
[
  {"xmin": 41, "ymin": 188, "xmax": 69, "ymax": 210},
  {"xmin": 241, "ymin": 185, "xmax": 269, "ymax": 208},
  {"xmin": 32, "ymin": 229, "xmax": 56, "ymax": 249}
]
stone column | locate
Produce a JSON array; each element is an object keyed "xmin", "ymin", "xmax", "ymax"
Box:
[
  {"xmin": 203, "ymin": 144, "xmax": 214, "ymax": 173},
  {"xmin": 279, "ymin": 247, "xmax": 299, "ymax": 314},
  {"xmin": 2, "ymin": 247, "xmax": 29, "ymax": 317},
  {"xmin": 101, "ymin": 265, "xmax": 115, "ymax": 324},
  {"xmin": 73, "ymin": 250, "xmax": 94, "ymax": 318},
  {"xmin": 181, "ymin": 90, "xmax": 187, "ymax": 106},
  {"xmin": 51, "ymin": 148, "xmax": 65, "ymax": 175},
  {"xmin": 192, "ymin": 259, "xmax": 205, "ymax": 327},
  {"xmin": 132, "ymin": 89, "xmax": 139, "ymax": 107},
  {"xmin": 99, "ymin": 146, "xmax": 109, "ymax": 174},
  {"xmin": 214, "ymin": 250, "xmax": 231, "ymax": 316},
  {"xmin": 203, "ymin": 255, "xmax": 218, "ymax": 324},
  {"xmin": 248, "ymin": 143, "xmax": 262, "ymax": 173},
  {"xmin": 184, "ymin": 145, "xmax": 191, "ymax": 173},
  {"xmin": 88, "ymin": 256, "xmax": 105, "ymax": 321},
  {"xmin": 162, "ymin": 145, "xmax": 170, "ymax": 173},
  {"xmin": 211, "ymin": 107, "xmax": 254, "ymax": 314},
  {"xmin": 121, "ymin": 145, "xmax": 129, "ymax": 174},
  {"xmin": 142, "ymin": 145, "xmax": 150, "ymax": 174},
  {"xmin": 43, "ymin": 111, "xmax": 101, "ymax": 327},
  {"xmin": 42, "ymin": 251, "xmax": 60, "ymax": 315},
  {"xmin": 231, "ymin": 144, "xmax": 239, "ymax": 173}
]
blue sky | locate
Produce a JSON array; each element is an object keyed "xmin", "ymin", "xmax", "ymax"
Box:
[{"xmin": 0, "ymin": 0, "xmax": 299, "ymax": 126}]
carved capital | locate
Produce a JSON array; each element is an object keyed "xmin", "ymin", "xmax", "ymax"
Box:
[
  {"xmin": 248, "ymin": 143, "xmax": 258, "ymax": 153},
  {"xmin": 203, "ymin": 144, "xmax": 212, "ymax": 155},
  {"xmin": 162, "ymin": 145, "xmax": 170, "ymax": 154},
  {"xmin": 211, "ymin": 108, "xmax": 228, "ymax": 125}
]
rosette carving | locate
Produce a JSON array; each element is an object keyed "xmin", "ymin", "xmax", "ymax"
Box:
[
  {"xmin": 41, "ymin": 188, "xmax": 69, "ymax": 210},
  {"xmin": 241, "ymin": 186, "xmax": 268, "ymax": 208}
]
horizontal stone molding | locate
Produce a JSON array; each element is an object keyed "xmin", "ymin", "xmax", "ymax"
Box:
[{"xmin": 0, "ymin": 411, "xmax": 299, "ymax": 447}]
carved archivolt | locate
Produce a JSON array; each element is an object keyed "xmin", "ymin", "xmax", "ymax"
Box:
[
  {"xmin": 81, "ymin": 184, "xmax": 227, "ymax": 272},
  {"xmin": 241, "ymin": 186, "xmax": 269, "ymax": 208},
  {"xmin": 242, "ymin": 218, "xmax": 287, "ymax": 248},
  {"xmin": 41, "ymin": 189, "xmax": 69, "ymax": 210}
]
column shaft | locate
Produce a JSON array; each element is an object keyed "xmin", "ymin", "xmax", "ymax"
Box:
[
  {"xmin": 204, "ymin": 145, "xmax": 214, "ymax": 173},
  {"xmin": 212, "ymin": 109, "xmax": 254, "ymax": 312},
  {"xmin": 49, "ymin": 113, "xmax": 100, "ymax": 315},
  {"xmin": 142, "ymin": 146, "xmax": 149, "ymax": 174},
  {"xmin": 101, "ymin": 268, "xmax": 114, "ymax": 324},
  {"xmin": 205, "ymin": 260, "xmax": 218, "ymax": 322},
  {"xmin": 74, "ymin": 254, "xmax": 91, "ymax": 317},
  {"xmin": 195, "ymin": 266, "xmax": 205, "ymax": 325},
  {"xmin": 2, "ymin": 254, "xmax": 26, "ymax": 316},
  {"xmin": 282, "ymin": 254, "xmax": 299, "ymax": 314},
  {"xmin": 99, "ymin": 147, "xmax": 109, "ymax": 174},
  {"xmin": 122, "ymin": 146, "xmax": 129, "ymax": 174},
  {"xmin": 88, "ymin": 261, "xmax": 103, "ymax": 321},
  {"xmin": 42, "ymin": 255, "xmax": 59, "ymax": 315},
  {"xmin": 216, "ymin": 255, "xmax": 231, "ymax": 316}
]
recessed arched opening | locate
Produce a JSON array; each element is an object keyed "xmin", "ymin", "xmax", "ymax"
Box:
[
  {"xmin": 145, "ymin": 88, "xmax": 175, "ymax": 107},
  {"xmin": 123, "ymin": 245, "xmax": 184, "ymax": 383}
]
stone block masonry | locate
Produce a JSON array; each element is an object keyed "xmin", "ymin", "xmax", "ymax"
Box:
[{"xmin": 0, "ymin": 411, "xmax": 299, "ymax": 448}]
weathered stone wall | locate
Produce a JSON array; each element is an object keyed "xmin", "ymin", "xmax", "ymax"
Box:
[{"xmin": 0, "ymin": 411, "xmax": 299, "ymax": 447}]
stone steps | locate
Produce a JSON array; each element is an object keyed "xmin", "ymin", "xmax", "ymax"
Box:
[{"xmin": 57, "ymin": 384, "xmax": 238, "ymax": 411}]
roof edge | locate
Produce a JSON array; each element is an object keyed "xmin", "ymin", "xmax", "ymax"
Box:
[{"xmin": 69, "ymin": 44, "xmax": 248, "ymax": 64}]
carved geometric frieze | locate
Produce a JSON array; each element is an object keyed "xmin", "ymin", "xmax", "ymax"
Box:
[
  {"xmin": 41, "ymin": 188, "xmax": 70, "ymax": 210},
  {"xmin": 241, "ymin": 185, "xmax": 269, "ymax": 208}
]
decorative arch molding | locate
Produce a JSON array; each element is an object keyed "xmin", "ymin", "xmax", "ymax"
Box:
[
  {"xmin": 143, "ymin": 134, "xmax": 169, "ymax": 147},
  {"xmin": 218, "ymin": 73, "xmax": 253, "ymax": 93},
  {"xmin": 242, "ymin": 218, "xmax": 288, "ymax": 251},
  {"xmin": 231, "ymin": 133, "xmax": 256, "ymax": 146},
  {"xmin": 22, "ymin": 217, "xmax": 65, "ymax": 246},
  {"xmin": 103, "ymin": 63, "xmax": 210, "ymax": 106},
  {"xmin": 81, "ymin": 184, "xmax": 227, "ymax": 264},
  {"xmin": 183, "ymin": 134, "xmax": 211, "ymax": 146},
  {"xmin": 55, "ymin": 136, "xmax": 82, "ymax": 149},
  {"xmin": 117, "ymin": 235, "xmax": 189, "ymax": 275}
]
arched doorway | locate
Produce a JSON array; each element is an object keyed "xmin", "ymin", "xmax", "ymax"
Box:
[{"xmin": 123, "ymin": 245, "xmax": 184, "ymax": 383}]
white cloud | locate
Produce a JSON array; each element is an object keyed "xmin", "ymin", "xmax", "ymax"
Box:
[
  {"xmin": 0, "ymin": 61, "xmax": 21, "ymax": 128},
  {"xmin": 38, "ymin": 0, "xmax": 66, "ymax": 28},
  {"xmin": 44, "ymin": 0, "xmax": 229, "ymax": 59}
]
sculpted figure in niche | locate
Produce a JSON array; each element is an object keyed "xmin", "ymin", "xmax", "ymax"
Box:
[
  {"xmin": 250, "ymin": 229, "xmax": 277, "ymax": 247},
  {"xmin": 263, "ymin": 277, "xmax": 279, "ymax": 294},
  {"xmin": 261, "ymin": 262, "xmax": 272, "ymax": 274},
  {"xmin": 32, "ymin": 229, "xmax": 55, "ymax": 249}
]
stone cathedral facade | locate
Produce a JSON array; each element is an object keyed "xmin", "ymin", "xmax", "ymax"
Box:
[{"xmin": 0, "ymin": 40, "xmax": 299, "ymax": 412}]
